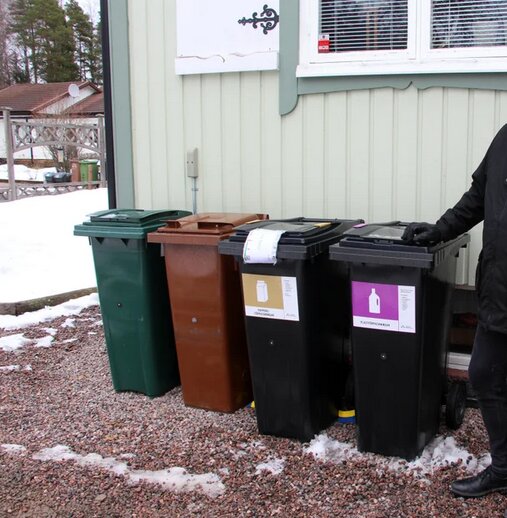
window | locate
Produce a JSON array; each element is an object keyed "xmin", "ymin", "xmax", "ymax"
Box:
[{"xmin": 298, "ymin": 0, "xmax": 507, "ymax": 77}]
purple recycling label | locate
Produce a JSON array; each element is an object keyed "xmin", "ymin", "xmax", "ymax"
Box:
[
  {"xmin": 352, "ymin": 281, "xmax": 399, "ymax": 320},
  {"xmin": 352, "ymin": 281, "xmax": 416, "ymax": 333}
]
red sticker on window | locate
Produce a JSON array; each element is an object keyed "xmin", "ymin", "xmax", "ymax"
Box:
[{"xmin": 318, "ymin": 34, "xmax": 330, "ymax": 53}]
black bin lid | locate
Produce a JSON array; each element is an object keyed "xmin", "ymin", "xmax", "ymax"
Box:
[
  {"xmin": 230, "ymin": 218, "xmax": 356, "ymax": 245},
  {"xmin": 219, "ymin": 217, "xmax": 363, "ymax": 260},
  {"xmin": 329, "ymin": 223, "xmax": 470, "ymax": 269}
]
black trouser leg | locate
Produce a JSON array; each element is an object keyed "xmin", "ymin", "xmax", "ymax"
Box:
[{"xmin": 468, "ymin": 325, "xmax": 507, "ymax": 475}]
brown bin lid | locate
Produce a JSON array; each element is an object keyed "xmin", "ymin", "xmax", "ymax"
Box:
[{"xmin": 147, "ymin": 212, "xmax": 268, "ymax": 245}]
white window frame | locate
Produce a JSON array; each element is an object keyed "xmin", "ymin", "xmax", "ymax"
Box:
[{"xmin": 297, "ymin": 0, "xmax": 507, "ymax": 77}]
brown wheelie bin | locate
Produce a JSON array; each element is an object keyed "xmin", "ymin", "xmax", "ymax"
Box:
[{"xmin": 148, "ymin": 212, "xmax": 268, "ymax": 412}]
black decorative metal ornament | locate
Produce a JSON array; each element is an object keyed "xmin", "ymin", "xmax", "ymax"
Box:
[{"xmin": 238, "ymin": 4, "xmax": 279, "ymax": 35}]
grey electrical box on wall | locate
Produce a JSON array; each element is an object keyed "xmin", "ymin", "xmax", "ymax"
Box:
[{"xmin": 186, "ymin": 149, "xmax": 198, "ymax": 178}]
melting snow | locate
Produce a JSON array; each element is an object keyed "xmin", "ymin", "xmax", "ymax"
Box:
[
  {"xmin": 305, "ymin": 434, "xmax": 491, "ymax": 479},
  {"xmin": 32, "ymin": 445, "xmax": 225, "ymax": 498},
  {"xmin": 1, "ymin": 444, "xmax": 27, "ymax": 454},
  {"xmin": 34, "ymin": 335, "xmax": 55, "ymax": 348},
  {"xmin": 0, "ymin": 365, "xmax": 31, "ymax": 372},
  {"xmin": 255, "ymin": 458, "xmax": 285, "ymax": 475},
  {"xmin": 0, "ymin": 333, "xmax": 31, "ymax": 352},
  {"xmin": 61, "ymin": 318, "xmax": 76, "ymax": 328},
  {"xmin": 0, "ymin": 293, "xmax": 99, "ymax": 332}
]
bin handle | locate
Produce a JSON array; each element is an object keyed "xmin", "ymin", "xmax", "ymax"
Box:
[
  {"xmin": 96, "ymin": 212, "xmax": 132, "ymax": 220},
  {"xmin": 163, "ymin": 220, "xmax": 185, "ymax": 229},
  {"xmin": 313, "ymin": 222, "xmax": 331, "ymax": 228},
  {"xmin": 106, "ymin": 209, "xmax": 145, "ymax": 219},
  {"xmin": 197, "ymin": 221, "xmax": 235, "ymax": 230}
]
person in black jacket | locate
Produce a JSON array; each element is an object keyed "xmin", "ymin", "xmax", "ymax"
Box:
[{"xmin": 402, "ymin": 123, "xmax": 507, "ymax": 498}]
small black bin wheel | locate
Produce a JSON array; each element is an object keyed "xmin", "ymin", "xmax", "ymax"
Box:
[{"xmin": 445, "ymin": 381, "xmax": 467, "ymax": 430}]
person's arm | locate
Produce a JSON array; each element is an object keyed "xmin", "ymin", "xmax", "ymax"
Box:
[
  {"xmin": 402, "ymin": 160, "xmax": 486, "ymax": 244},
  {"xmin": 435, "ymin": 156, "xmax": 486, "ymax": 242},
  {"xmin": 403, "ymin": 130, "xmax": 497, "ymax": 245}
]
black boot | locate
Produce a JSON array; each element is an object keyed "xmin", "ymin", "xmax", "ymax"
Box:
[{"xmin": 451, "ymin": 466, "xmax": 507, "ymax": 498}]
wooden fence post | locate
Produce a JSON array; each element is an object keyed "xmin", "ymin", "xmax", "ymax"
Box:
[{"xmin": 2, "ymin": 107, "xmax": 16, "ymax": 201}]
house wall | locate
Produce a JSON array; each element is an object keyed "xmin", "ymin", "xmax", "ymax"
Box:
[
  {"xmin": 40, "ymin": 85, "xmax": 98, "ymax": 115},
  {"xmin": 126, "ymin": 0, "xmax": 507, "ymax": 286}
]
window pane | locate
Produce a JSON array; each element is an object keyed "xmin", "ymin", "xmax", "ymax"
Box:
[
  {"xmin": 320, "ymin": 0, "xmax": 408, "ymax": 53},
  {"xmin": 432, "ymin": 0, "xmax": 507, "ymax": 48}
]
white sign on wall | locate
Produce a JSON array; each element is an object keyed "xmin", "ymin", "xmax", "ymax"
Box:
[{"xmin": 175, "ymin": 0, "xmax": 280, "ymax": 75}]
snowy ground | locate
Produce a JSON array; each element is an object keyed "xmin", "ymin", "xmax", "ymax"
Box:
[
  {"xmin": 0, "ymin": 164, "xmax": 58, "ymax": 183},
  {"xmin": 0, "ymin": 188, "xmax": 107, "ymax": 302}
]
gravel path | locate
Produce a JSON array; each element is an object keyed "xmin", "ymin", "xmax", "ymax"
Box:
[{"xmin": 1, "ymin": 304, "xmax": 506, "ymax": 518}]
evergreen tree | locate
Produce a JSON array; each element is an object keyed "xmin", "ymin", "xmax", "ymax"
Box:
[
  {"xmin": 8, "ymin": 0, "xmax": 101, "ymax": 85},
  {"xmin": 9, "ymin": 0, "xmax": 78, "ymax": 83},
  {"xmin": 35, "ymin": 0, "xmax": 78, "ymax": 82},
  {"xmin": 65, "ymin": 0, "xmax": 94, "ymax": 81},
  {"xmin": 10, "ymin": 0, "xmax": 41, "ymax": 82},
  {"xmin": 10, "ymin": 53, "xmax": 29, "ymax": 83},
  {"xmin": 90, "ymin": 19, "xmax": 102, "ymax": 84},
  {"xmin": 0, "ymin": 0, "xmax": 14, "ymax": 87}
]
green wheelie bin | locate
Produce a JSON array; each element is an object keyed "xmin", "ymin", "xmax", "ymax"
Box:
[
  {"xmin": 74, "ymin": 208, "xmax": 191, "ymax": 397},
  {"xmin": 80, "ymin": 160, "xmax": 99, "ymax": 181}
]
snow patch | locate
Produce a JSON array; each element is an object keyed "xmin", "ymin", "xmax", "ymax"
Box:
[
  {"xmin": 33, "ymin": 445, "xmax": 225, "ymax": 497},
  {"xmin": 392, "ymin": 436, "xmax": 491, "ymax": 476},
  {"xmin": 1, "ymin": 444, "xmax": 27, "ymax": 454},
  {"xmin": 0, "ymin": 364, "xmax": 31, "ymax": 372},
  {"xmin": 305, "ymin": 434, "xmax": 491, "ymax": 479},
  {"xmin": 0, "ymin": 164, "xmax": 57, "ymax": 182},
  {"xmin": 0, "ymin": 333, "xmax": 31, "ymax": 352},
  {"xmin": 305, "ymin": 434, "xmax": 361, "ymax": 463},
  {"xmin": 35, "ymin": 335, "xmax": 55, "ymax": 348},
  {"xmin": 0, "ymin": 188, "xmax": 107, "ymax": 303},
  {"xmin": 0, "ymin": 293, "xmax": 99, "ymax": 331},
  {"xmin": 61, "ymin": 318, "xmax": 76, "ymax": 328},
  {"xmin": 0, "ymin": 365, "xmax": 20, "ymax": 372},
  {"xmin": 255, "ymin": 458, "xmax": 285, "ymax": 475},
  {"xmin": 129, "ymin": 467, "xmax": 225, "ymax": 497}
]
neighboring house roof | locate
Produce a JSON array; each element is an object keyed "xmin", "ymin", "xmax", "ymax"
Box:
[
  {"xmin": 0, "ymin": 82, "xmax": 101, "ymax": 116},
  {"xmin": 64, "ymin": 92, "xmax": 104, "ymax": 116}
]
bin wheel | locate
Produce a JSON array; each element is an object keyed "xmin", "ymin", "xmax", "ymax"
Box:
[{"xmin": 445, "ymin": 381, "xmax": 467, "ymax": 430}]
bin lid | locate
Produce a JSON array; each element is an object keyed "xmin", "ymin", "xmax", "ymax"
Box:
[
  {"xmin": 88, "ymin": 209, "xmax": 189, "ymax": 226},
  {"xmin": 147, "ymin": 213, "xmax": 269, "ymax": 245},
  {"xmin": 329, "ymin": 223, "xmax": 470, "ymax": 269},
  {"xmin": 74, "ymin": 209, "xmax": 192, "ymax": 239},
  {"xmin": 230, "ymin": 218, "xmax": 359, "ymax": 244},
  {"xmin": 219, "ymin": 218, "xmax": 363, "ymax": 260}
]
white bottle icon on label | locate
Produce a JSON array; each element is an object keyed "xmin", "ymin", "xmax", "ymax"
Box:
[
  {"xmin": 368, "ymin": 288, "xmax": 381, "ymax": 314},
  {"xmin": 256, "ymin": 280, "xmax": 269, "ymax": 303}
]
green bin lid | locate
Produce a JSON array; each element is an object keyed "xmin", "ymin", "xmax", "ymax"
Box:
[
  {"xmin": 74, "ymin": 209, "xmax": 192, "ymax": 239},
  {"xmin": 88, "ymin": 209, "xmax": 187, "ymax": 226}
]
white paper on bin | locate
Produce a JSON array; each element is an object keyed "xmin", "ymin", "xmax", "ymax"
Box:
[{"xmin": 242, "ymin": 229, "xmax": 285, "ymax": 264}]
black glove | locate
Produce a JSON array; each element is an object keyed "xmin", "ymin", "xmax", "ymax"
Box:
[{"xmin": 402, "ymin": 222, "xmax": 442, "ymax": 245}]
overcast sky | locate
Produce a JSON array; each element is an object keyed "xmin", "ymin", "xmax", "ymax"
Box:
[{"xmin": 76, "ymin": 0, "xmax": 100, "ymax": 24}]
